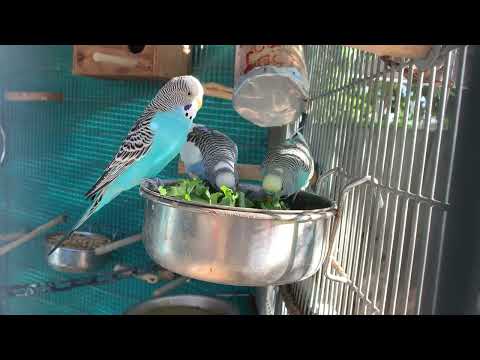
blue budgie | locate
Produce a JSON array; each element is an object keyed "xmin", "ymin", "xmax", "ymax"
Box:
[
  {"xmin": 48, "ymin": 75, "xmax": 204, "ymax": 255},
  {"xmin": 261, "ymin": 131, "xmax": 315, "ymax": 197},
  {"xmin": 180, "ymin": 124, "xmax": 239, "ymax": 190}
]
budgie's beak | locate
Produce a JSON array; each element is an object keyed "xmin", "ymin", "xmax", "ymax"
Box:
[{"xmin": 195, "ymin": 97, "xmax": 203, "ymax": 111}]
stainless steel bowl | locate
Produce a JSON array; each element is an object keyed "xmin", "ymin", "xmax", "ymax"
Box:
[
  {"xmin": 139, "ymin": 173, "xmax": 375, "ymax": 287},
  {"xmin": 124, "ymin": 295, "xmax": 239, "ymax": 315},
  {"xmin": 45, "ymin": 232, "xmax": 111, "ymax": 273}
]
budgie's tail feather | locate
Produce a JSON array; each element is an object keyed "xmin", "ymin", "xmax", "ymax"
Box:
[{"xmin": 47, "ymin": 195, "xmax": 104, "ymax": 256}]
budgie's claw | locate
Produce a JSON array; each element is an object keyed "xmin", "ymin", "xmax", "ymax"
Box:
[
  {"xmin": 291, "ymin": 191, "xmax": 300, "ymax": 205},
  {"xmin": 47, "ymin": 232, "xmax": 71, "ymax": 256}
]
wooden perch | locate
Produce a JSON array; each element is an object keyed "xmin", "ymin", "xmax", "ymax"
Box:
[
  {"xmin": 5, "ymin": 92, "xmax": 63, "ymax": 102},
  {"xmin": 178, "ymin": 161, "xmax": 262, "ymax": 181},
  {"xmin": 346, "ymin": 45, "xmax": 432, "ymax": 59},
  {"xmin": 203, "ymin": 82, "xmax": 233, "ymax": 100},
  {"xmin": 0, "ymin": 232, "xmax": 26, "ymax": 242},
  {"xmin": 0, "ymin": 214, "xmax": 66, "ymax": 257}
]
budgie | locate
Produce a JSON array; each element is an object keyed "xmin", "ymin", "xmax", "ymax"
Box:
[
  {"xmin": 48, "ymin": 75, "xmax": 204, "ymax": 255},
  {"xmin": 261, "ymin": 131, "xmax": 315, "ymax": 198},
  {"xmin": 180, "ymin": 124, "xmax": 239, "ymax": 190}
]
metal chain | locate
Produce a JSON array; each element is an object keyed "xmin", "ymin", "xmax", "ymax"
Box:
[{"xmin": 0, "ymin": 265, "xmax": 161, "ymax": 299}]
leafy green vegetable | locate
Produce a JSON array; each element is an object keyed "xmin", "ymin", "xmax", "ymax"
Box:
[
  {"xmin": 189, "ymin": 194, "xmax": 210, "ymax": 204},
  {"xmin": 244, "ymin": 197, "xmax": 255, "ymax": 208},
  {"xmin": 166, "ymin": 187, "xmax": 178, "ymax": 197},
  {"xmin": 256, "ymin": 193, "xmax": 288, "ymax": 210},
  {"xmin": 210, "ymin": 192, "xmax": 223, "ymax": 205},
  {"xmin": 157, "ymin": 178, "xmax": 289, "ymax": 210},
  {"xmin": 219, "ymin": 185, "xmax": 238, "ymax": 207}
]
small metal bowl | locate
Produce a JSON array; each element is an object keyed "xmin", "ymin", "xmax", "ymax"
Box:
[
  {"xmin": 124, "ymin": 295, "xmax": 240, "ymax": 315},
  {"xmin": 45, "ymin": 232, "xmax": 111, "ymax": 273}
]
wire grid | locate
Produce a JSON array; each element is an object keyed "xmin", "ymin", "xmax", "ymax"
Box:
[
  {"xmin": 0, "ymin": 45, "xmax": 263, "ymax": 315},
  {"xmin": 270, "ymin": 45, "xmax": 464, "ymax": 315}
]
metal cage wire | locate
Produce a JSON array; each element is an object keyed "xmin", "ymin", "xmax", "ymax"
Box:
[{"xmin": 268, "ymin": 45, "xmax": 465, "ymax": 315}]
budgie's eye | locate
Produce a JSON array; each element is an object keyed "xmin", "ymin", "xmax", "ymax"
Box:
[{"xmin": 188, "ymin": 92, "xmax": 191, "ymax": 96}]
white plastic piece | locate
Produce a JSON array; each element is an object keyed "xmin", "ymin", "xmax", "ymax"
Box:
[{"xmin": 92, "ymin": 52, "xmax": 139, "ymax": 67}]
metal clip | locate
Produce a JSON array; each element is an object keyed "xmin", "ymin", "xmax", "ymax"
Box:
[
  {"xmin": 313, "ymin": 166, "xmax": 344, "ymax": 195},
  {"xmin": 318, "ymin": 172, "xmax": 379, "ymax": 284}
]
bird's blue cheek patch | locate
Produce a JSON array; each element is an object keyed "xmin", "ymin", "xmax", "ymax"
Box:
[{"xmin": 184, "ymin": 104, "xmax": 192, "ymax": 111}]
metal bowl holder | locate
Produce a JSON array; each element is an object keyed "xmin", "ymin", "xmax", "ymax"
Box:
[{"xmin": 279, "ymin": 167, "xmax": 380, "ymax": 314}]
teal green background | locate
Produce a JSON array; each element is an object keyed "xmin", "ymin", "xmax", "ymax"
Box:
[{"xmin": 0, "ymin": 45, "xmax": 267, "ymax": 314}]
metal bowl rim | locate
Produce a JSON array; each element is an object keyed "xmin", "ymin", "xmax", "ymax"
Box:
[
  {"xmin": 140, "ymin": 178, "xmax": 337, "ymax": 219},
  {"xmin": 46, "ymin": 262, "xmax": 101, "ymax": 274},
  {"xmin": 124, "ymin": 295, "xmax": 240, "ymax": 315}
]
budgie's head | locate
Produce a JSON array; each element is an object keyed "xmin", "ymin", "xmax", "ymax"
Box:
[
  {"xmin": 213, "ymin": 165, "xmax": 239, "ymax": 191},
  {"xmin": 178, "ymin": 75, "xmax": 204, "ymax": 110},
  {"xmin": 182, "ymin": 124, "xmax": 240, "ymax": 191},
  {"xmin": 261, "ymin": 132, "xmax": 314, "ymax": 197},
  {"xmin": 291, "ymin": 131, "xmax": 309, "ymax": 147},
  {"xmin": 262, "ymin": 168, "xmax": 284, "ymax": 195},
  {"xmin": 155, "ymin": 75, "xmax": 204, "ymax": 120}
]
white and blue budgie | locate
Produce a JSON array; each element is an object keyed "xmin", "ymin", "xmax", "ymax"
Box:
[
  {"xmin": 261, "ymin": 131, "xmax": 315, "ymax": 198},
  {"xmin": 48, "ymin": 75, "xmax": 204, "ymax": 255},
  {"xmin": 180, "ymin": 125, "xmax": 239, "ymax": 190}
]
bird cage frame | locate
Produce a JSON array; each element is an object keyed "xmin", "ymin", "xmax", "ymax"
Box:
[{"xmin": 259, "ymin": 45, "xmax": 469, "ymax": 315}]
